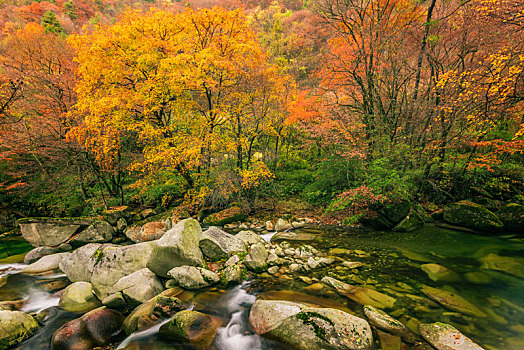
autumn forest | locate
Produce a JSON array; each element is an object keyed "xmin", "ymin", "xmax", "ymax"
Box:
[{"xmin": 0, "ymin": 0, "xmax": 523, "ymax": 226}]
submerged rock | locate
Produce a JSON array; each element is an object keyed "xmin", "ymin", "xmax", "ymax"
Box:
[
  {"xmin": 421, "ymin": 263, "xmax": 460, "ymax": 283},
  {"xmin": 59, "ymin": 281, "xmax": 101, "ymax": 313},
  {"xmin": 321, "ymin": 277, "xmax": 396, "ymax": 309},
  {"xmin": 159, "ymin": 310, "xmax": 223, "ymax": 348},
  {"xmin": 167, "ymin": 266, "xmax": 219, "ymax": 289},
  {"xmin": 443, "ymin": 201, "xmax": 503, "ymax": 232},
  {"xmin": 52, "ymin": 307, "xmax": 124, "ymax": 350},
  {"xmin": 420, "ymin": 286, "xmax": 486, "ymax": 318},
  {"xmin": 147, "ymin": 218, "xmax": 203, "ymax": 277},
  {"xmin": 479, "ymin": 253, "xmax": 524, "ymax": 279},
  {"xmin": 363, "ymin": 305, "xmax": 409, "ymax": 337},
  {"xmin": 419, "ymin": 322, "xmax": 484, "ymax": 350},
  {"xmin": 249, "ymin": 299, "xmax": 373, "ymax": 350},
  {"xmin": 244, "ymin": 242, "xmax": 268, "ymax": 272},
  {"xmin": 0, "ymin": 310, "xmax": 39, "ymax": 350},
  {"xmin": 199, "ymin": 226, "xmax": 246, "ymax": 260}
]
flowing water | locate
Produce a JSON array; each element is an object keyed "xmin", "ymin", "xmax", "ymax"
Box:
[{"xmin": 1, "ymin": 224, "xmax": 524, "ymax": 349}]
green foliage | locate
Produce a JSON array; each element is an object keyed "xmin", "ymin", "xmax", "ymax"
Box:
[
  {"xmin": 41, "ymin": 11, "xmax": 63, "ymax": 34},
  {"xmin": 64, "ymin": 0, "xmax": 78, "ymax": 20}
]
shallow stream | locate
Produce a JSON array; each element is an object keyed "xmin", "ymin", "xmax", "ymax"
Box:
[{"xmin": 1, "ymin": 224, "xmax": 523, "ymax": 349}]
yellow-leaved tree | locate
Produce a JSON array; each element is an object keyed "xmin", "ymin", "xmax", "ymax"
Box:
[{"xmin": 69, "ymin": 7, "xmax": 291, "ymax": 209}]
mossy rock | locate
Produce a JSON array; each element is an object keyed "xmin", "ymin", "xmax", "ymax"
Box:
[
  {"xmin": 378, "ymin": 200, "xmax": 412, "ymax": 225},
  {"xmin": 497, "ymin": 203, "xmax": 524, "ymax": 233},
  {"xmin": 202, "ymin": 207, "xmax": 247, "ymax": 226},
  {"xmin": 443, "ymin": 201, "xmax": 503, "ymax": 232},
  {"xmin": 358, "ymin": 211, "xmax": 394, "ymax": 230}
]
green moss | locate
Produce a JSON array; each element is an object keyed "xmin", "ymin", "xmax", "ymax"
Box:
[{"xmin": 295, "ymin": 311, "xmax": 334, "ymax": 340}]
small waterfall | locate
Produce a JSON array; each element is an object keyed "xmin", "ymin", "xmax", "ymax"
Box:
[
  {"xmin": 21, "ymin": 288, "xmax": 60, "ymax": 313},
  {"xmin": 260, "ymin": 231, "xmax": 277, "ymax": 242},
  {"xmin": 0, "ymin": 263, "xmax": 26, "ymax": 277},
  {"xmin": 215, "ymin": 282, "xmax": 261, "ymax": 350},
  {"xmin": 116, "ymin": 318, "xmax": 171, "ymax": 349}
]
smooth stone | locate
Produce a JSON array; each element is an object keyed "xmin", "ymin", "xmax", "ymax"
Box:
[
  {"xmin": 235, "ymin": 230, "xmax": 264, "ymax": 246},
  {"xmin": 21, "ymin": 253, "xmax": 69, "ymax": 275},
  {"xmin": 70, "ymin": 220, "xmax": 114, "ymax": 244},
  {"xmin": 159, "ymin": 310, "xmax": 223, "ymax": 348},
  {"xmin": 419, "ymin": 322, "xmax": 484, "ymax": 350},
  {"xmin": 363, "ymin": 305, "xmax": 409, "ymax": 336},
  {"xmin": 112, "ymin": 268, "xmax": 164, "ymax": 307},
  {"xmin": 249, "ymin": 299, "xmax": 373, "ymax": 350},
  {"xmin": 167, "ymin": 266, "xmax": 219, "ymax": 289},
  {"xmin": 224, "ymin": 255, "xmax": 240, "ymax": 266},
  {"xmin": 343, "ymin": 261, "xmax": 364, "ymax": 269},
  {"xmin": 59, "ymin": 243, "xmax": 105, "ymax": 282},
  {"xmin": 273, "ymin": 232, "xmax": 318, "ymax": 242},
  {"xmin": 464, "ymin": 271, "xmax": 493, "ymax": 284},
  {"xmin": 244, "ymin": 243, "xmax": 268, "ymax": 273},
  {"xmin": 220, "ymin": 264, "xmax": 243, "ymax": 286},
  {"xmin": 59, "ymin": 282, "xmax": 101, "ymax": 313},
  {"xmin": 123, "ymin": 289, "xmax": 184, "ymax": 334},
  {"xmin": 52, "ymin": 307, "xmax": 124, "ymax": 350},
  {"xmin": 479, "ymin": 253, "xmax": 524, "ymax": 278},
  {"xmin": 322, "ymin": 277, "xmax": 396, "ymax": 309},
  {"xmin": 90, "ymin": 242, "xmax": 153, "ymax": 299},
  {"xmin": 275, "ymin": 218, "xmax": 292, "ymax": 232},
  {"xmin": 18, "ymin": 217, "xmax": 92, "ymax": 247},
  {"xmin": 420, "ymin": 286, "xmax": 486, "ymax": 318},
  {"xmin": 199, "ymin": 226, "xmax": 246, "ymax": 260},
  {"xmin": 421, "ymin": 263, "xmax": 460, "ymax": 282},
  {"xmin": 146, "ymin": 218, "xmax": 203, "ymax": 278}
]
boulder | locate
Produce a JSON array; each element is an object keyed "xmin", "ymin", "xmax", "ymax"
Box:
[
  {"xmin": 58, "ymin": 243, "xmax": 105, "ymax": 282},
  {"xmin": 102, "ymin": 206, "xmax": 131, "ymax": 226},
  {"xmin": 244, "ymin": 243, "xmax": 268, "ymax": 273},
  {"xmin": 159, "ymin": 310, "xmax": 223, "ymax": 348},
  {"xmin": 203, "ymin": 206, "xmax": 247, "ymax": 226},
  {"xmin": 235, "ymin": 230, "xmax": 264, "ymax": 246},
  {"xmin": 167, "ymin": 266, "xmax": 219, "ymax": 289},
  {"xmin": 358, "ymin": 211, "xmax": 394, "ymax": 230},
  {"xmin": 59, "ymin": 282, "xmax": 101, "ymax": 313},
  {"xmin": 392, "ymin": 207, "xmax": 426, "ymax": 232},
  {"xmin": 70, "ymin": 220, "xmax": 114, "ymax": 244},
  {"xmin": 146, "ymin": 218, "xmax": 203, "ymax": 277},
  {"xmin": 363, "ymin": 305, "xmax": 409, "ymax": 337},
  {"xmin": 443, "ymin": 201, "xmax": 503, "ymax": 232},
  {"xmin": 420, "ymin": 285, "xmax": 486, "ymax": 317},
  {"xmin": 0, "ymin": 311, "xmax": 39, "ymax": 350},
  {"xmin": 112, "ymin": 268, "xmax": 164, "ymax": 307},
  {"xmin": 24, "ymin": 246, "xmax": 70, "ymax": 265},
  {"xmin": 21, "ymin": 253, "xmax": 69, "ymax": 275},
  {"xmin": 419, "ymin": 322, "xmax": 484, "ymax": 350},
  {"xmin": 90, "ymin": 242, "xmax": 153, "ymax": 299},
  {"xmin": 497, "ymin": 203, "xmax": 524, "ymax": 232},
  {"xmin": 18, "ymin": 217, "xmax": 93, "ymax": 247},
  {"xmin": 249, "ymin": 299, "xmax": 373, "ymax": 350},
  {"xmin": 199, "ymin": 226, "xmax": 246, "ymax": 260},
  {"xmin": 321, "ymin": 277, "xmax": 396, "ymax": 309},
  {"xmin": 123, "ymin": 290, "xmax": 185, "ymax": 334},
  {"xmin": 421, "ymin": 263, "xmax": 460, "ymax": 283},
  {"xmin": 220, "ymin": 264, "xmax": 243, "ymax": 286},
  {"xmin": 275, "ymin": 218, "xmax": 292, "ymax": 232},
  {"xmin": 52, "ymin": 307, "xmax": 124, "ymax": 350},
  {"xmin": 265, "ymin": 220, "xmax": 275, "ymax": 231},
  {"xmin": 379, "ymin": 200, "xmax": 412, "ymax": 225},
  {"xmin": 125, "ymin": 220, "xmax": 170, "ymax": 243}
]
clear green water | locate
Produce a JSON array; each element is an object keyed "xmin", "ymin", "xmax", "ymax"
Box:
[{"xmin": 1, "ymin": 225, "xmax": 524, "ymax": 349}]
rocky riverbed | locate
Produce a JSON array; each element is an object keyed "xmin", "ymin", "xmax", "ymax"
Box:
[{"xmin": 1, "ymin": 215, "xmax": 523, "ymax": 349}]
